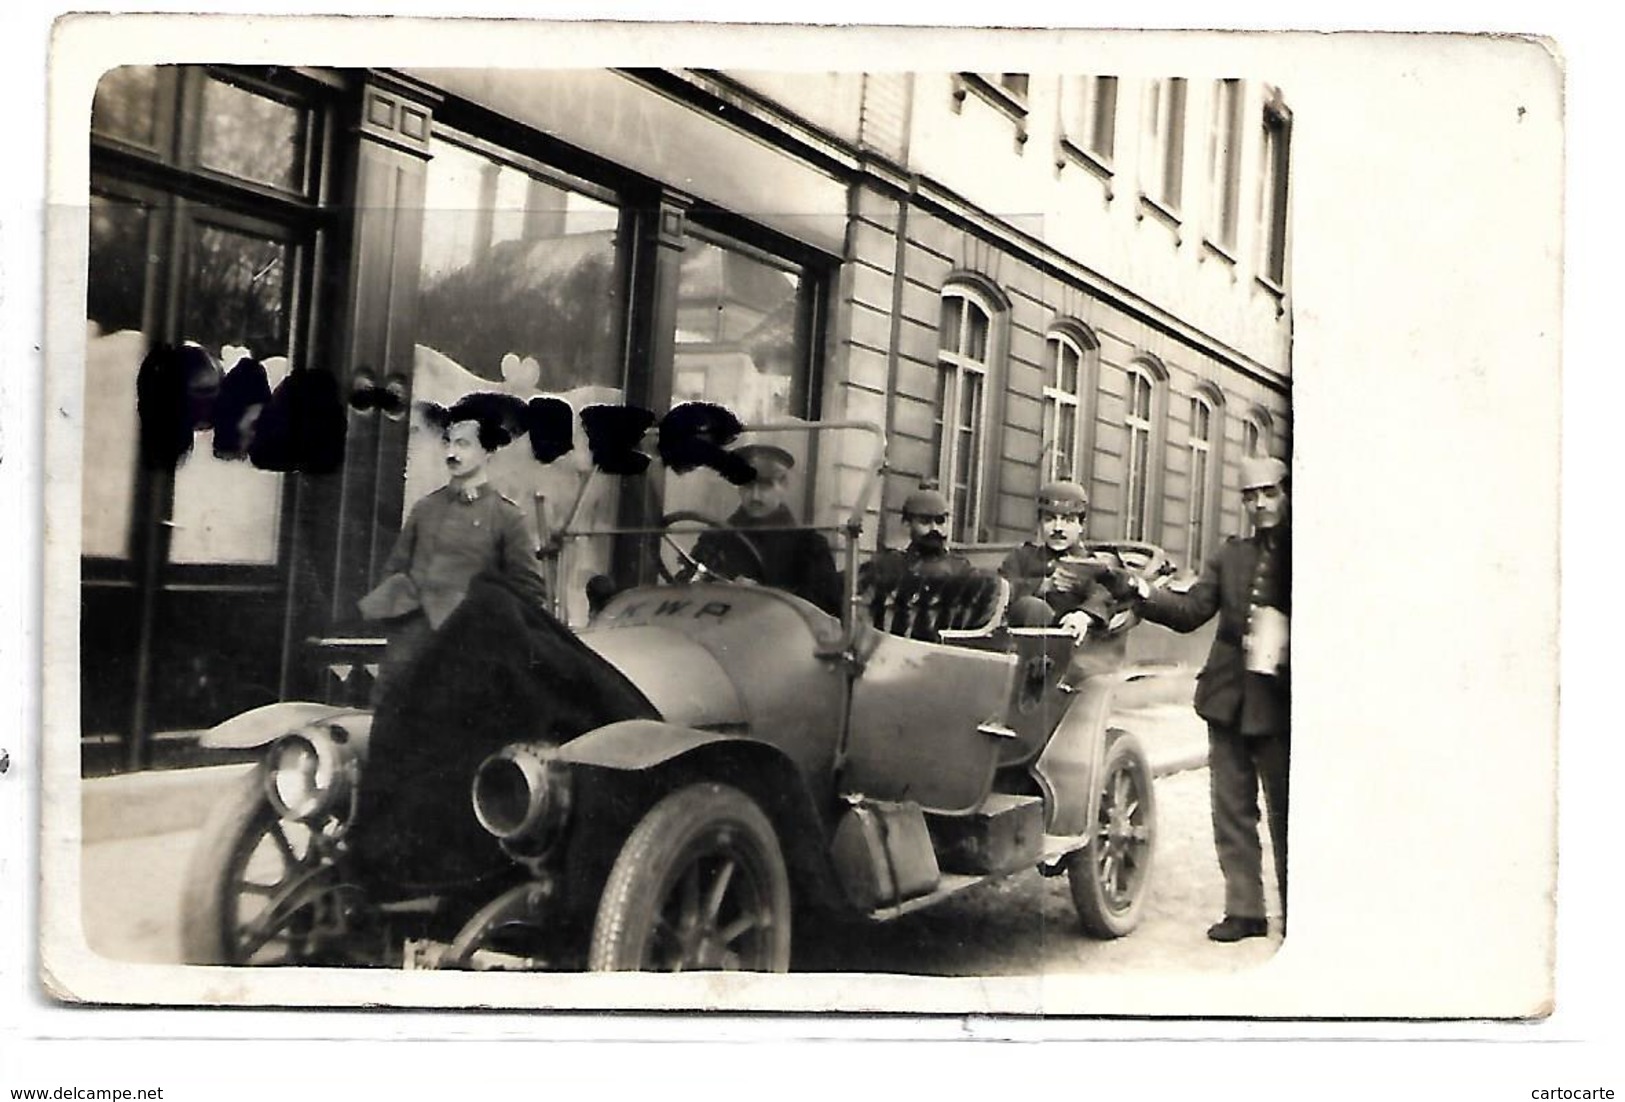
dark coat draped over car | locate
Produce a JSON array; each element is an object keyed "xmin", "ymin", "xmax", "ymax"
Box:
[{"xmin": 347, "ymin": 569, "xmax": 660, "ymax": 887}]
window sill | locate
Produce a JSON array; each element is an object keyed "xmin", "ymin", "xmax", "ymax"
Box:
[
  {"xmin": 1255, "ymin": 274, "xmax": 1287, "ymax": 317},
  {"xmin": 1136, "ymin": 193, "xmax": 1183, "ymax": 245},
  {"xmin": 1200, "ymin": 237, "xmax": 1238, "ymax": 266},
  {"xmin": 1055, "ymin": 135, "xmax": 1115, "ymax": 200},
  {"xmin": 952, "ymin": 73, "xmax": 1030, "ymax": 152}
]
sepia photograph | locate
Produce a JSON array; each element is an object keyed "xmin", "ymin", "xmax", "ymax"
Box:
[{"xmin": 27, "ymin": 13, "xmax": 1566, "ymax": 1031}]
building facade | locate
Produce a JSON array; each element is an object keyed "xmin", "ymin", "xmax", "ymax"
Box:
[{"xmin": 81, "ymin": 66, "xmax": 1292, "ymax": 770}]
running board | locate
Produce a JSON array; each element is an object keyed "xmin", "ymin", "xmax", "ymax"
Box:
[{"xmin": 864, "ymin": 832, "xmax": 1088, "ymax": 922}]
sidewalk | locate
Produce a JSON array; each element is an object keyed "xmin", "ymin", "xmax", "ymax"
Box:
[{"xmin": 81, "ymin": 668, "xmax": 1208, "ymax": 843}]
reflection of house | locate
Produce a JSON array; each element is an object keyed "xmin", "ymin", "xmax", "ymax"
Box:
[{"xmin": 81, "ymin": 64, "xmax": 1291, "ymax": 770}]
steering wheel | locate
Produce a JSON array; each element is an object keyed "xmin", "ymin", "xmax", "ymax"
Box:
[
  {"xmin": 1084, "ymin": 540, "xmax": 1177, "ymax": 584},
  {"xmin": 656, "ymin": 510, "xmax": 769, "ymax": 585}
]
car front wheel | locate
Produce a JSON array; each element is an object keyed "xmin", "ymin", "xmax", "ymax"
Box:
[
  {"xmin": 179, "ymin": 766, "xmax": 357, "ymax": 965},
  {"xmin": 1068, "ymin": 732, "xmax": 1157, "ymax": 938},
  {"xmin": 588, "ymin": 783, "xmax": 792, "ymax": 972}
]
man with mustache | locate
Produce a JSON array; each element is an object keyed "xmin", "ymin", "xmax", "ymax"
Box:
[
  {"xmin": 1126, "ymin": 454, "xmax": 1291, "ymax": 942},
  {"xmin": 359, "ymin": 392, "xmax": 540, "ymax": 703},
  {"xmin": 863, "ymin": 483, "xmax": 975, "ymax": 588},
  {"xmin": 999, "ymin": 480, "xmax": 1117, "ymax": 640}
]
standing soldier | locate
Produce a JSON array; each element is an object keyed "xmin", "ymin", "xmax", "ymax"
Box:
[
  {"xmin": 1128, "ymin": 455, "xmax": 1291, "ymax": 941},
  {"xmin": 359, "ymin": 392, "xmax": 541, "ymax": 703}
]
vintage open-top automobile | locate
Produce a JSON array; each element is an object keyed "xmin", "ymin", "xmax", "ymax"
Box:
[{"xmin": 180, "ymin": 420, "xmax": 1176, "ymax": 972}]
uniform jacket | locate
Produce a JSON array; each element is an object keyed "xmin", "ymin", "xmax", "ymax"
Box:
[
  {"xmin": 861, "ymin": 543, "xmax": 975, "ymax": 589},
  {"xmin": 997, "ymin": 542, "xmax": 1116, "ymax": 624},
  {"xmin": 361, "ymin": 481, "xmax": 539, "ymax": 629},
  {"xmin": 692, "ymin": 504, "xmax": 842, "ymax": 616},
  {"xmin": 1140, "ymin": 527, "xmax": 1291, "ymax": 736}
]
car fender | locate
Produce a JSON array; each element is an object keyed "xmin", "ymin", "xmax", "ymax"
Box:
[
  {"xmin": 1031, "ymin": 670, "xmax": 1141, "ymax": 836},
  {"xmin": 197, "ymin": 701, "xmax": 372, "ymax": 751},
  {"xmin": 553, "ymin": 719, "xmax": 751, "ymax": 772}
]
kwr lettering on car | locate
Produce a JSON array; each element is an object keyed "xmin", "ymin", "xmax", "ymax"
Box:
[{"xmin": 613, "ymin": 600, "xmax": 732, "ymax": 622}]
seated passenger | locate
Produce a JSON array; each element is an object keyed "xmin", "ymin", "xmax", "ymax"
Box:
[
  {"xmin": 999, "ymin": 480, "xmax": 1118, "ymax": 639},
  {"xmin": 860, "ymin": 484, "xmax": 997, "ymax": 639},
  {"xmin": 861, "ymin": 482, "xmax": 975, "ymax": 589},
  {"xmin": 691, "ymin": 443, "xmax": 841, "ymax": 616}
]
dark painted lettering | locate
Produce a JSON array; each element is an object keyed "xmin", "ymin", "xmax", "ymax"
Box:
[
  {"xmin": 654, "ymin": 599, "xmax": 691, "ymax": 616},
  {"xmin": 695, "ymin": 601, "xmax": 731, "ymax": 620},
  {"xmin": 580, "ymin": 403, "xmax": 656, "ymax": 475},
  {"xmin": 657, "ymin": 401, "xmax": 754, "ymax": 484}
]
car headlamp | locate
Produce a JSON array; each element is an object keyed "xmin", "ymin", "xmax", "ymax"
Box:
[
  {"xmin": 472, "ymin": 742, "xmax": 572, "ymax": 859},
  {"xmin": 264, "ymin": 725, "xmax": 353, "ymax": 822}
]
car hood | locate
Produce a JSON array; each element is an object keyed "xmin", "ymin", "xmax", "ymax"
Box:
[{"xmin": 580, "ymin": 625, "xmax": 748, "ymax": 730}]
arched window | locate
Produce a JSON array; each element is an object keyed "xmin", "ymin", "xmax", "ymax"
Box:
[
  {"xmin": 935, "ymin": 284, "xmax": 998, "ymax": 541},
  {"xmin": 1123, "ymin": 360, "xmax": 1165, "ymax": 541},
  {"xmin": 1244, "ymin": 406, "xmax": 1275, "ymax": 458},
  {"xmin": 1042, "ymin": 324, "xmax": 1098, "ymax": 482}
]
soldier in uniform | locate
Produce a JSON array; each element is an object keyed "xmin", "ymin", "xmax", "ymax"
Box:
[
  {"xmin": 359, "ymin": 393, "xmax": 542, "ymax": 703},
  {"xmin": 1127, "ymin": 455, "xmax": 1291, "ymax": 941},
  {"xmin": 862, "ymin": 482, "xmax": 974, "ymax": 588},
  {"xmin": 999, "ymin": 480, "xmax": 1118, "ymax": 639},
  {"xmin": 691, "ymin": 443, "xmax": 841, "ymax": 616}
]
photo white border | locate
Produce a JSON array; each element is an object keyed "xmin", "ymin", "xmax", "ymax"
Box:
[{"xmin": 4, "ymin": 0, "xmax": 1618, "ymax": 1090}]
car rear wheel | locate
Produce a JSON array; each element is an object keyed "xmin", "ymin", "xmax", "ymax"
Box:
[
  {"xmin": 179, "ymin": 766, "xmax": 355, "ymax": 965},
  {"xmin": 588, "ymin": 783, "xmax": 791, "ymax": 972},
  {"xmin": 1068, "ymin": 732, "xmax": 1157, "ymax": 938}
]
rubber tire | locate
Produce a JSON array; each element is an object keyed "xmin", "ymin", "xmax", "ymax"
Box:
[
  {"xmin": 1068, "ymin": 732, "xmax": 1158, "ymax": 939},
  {"xmin": 588, "ymin": 783, "xmax": 792, "ymax": 972},
  {"xmin": 179, "ymin": 765, "xmax": 324, "ymax": 965}
]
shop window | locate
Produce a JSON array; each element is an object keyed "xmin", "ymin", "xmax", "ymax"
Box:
[
  {"xmin": 409, "ymin": 132, "xmax": 631, "ymax": 624},
  {"xmin": 1042, "ymin": 325, "xmax": 1097, "ymax": 482},
  {"xmin": 934, "ymin": 284, "xmax": 998, "ymax": 542}
]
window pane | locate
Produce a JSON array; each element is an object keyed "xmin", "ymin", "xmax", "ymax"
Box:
[
  {"xmin": 1127, "ymin": 427, "xmax": 1149, "ymax": 539},
  {"xmin": 198, "ymin": 76, "xmax": 307, "ymax": 192},
  {"xmin": 1092, "ymin": 78, "xmax": 1118, "ymax": 160},
  {"xmin": 414, "ymin": 137, "xmax": 635, "ymax": 623},
  {"xmin": 1133, "ymin": 373, "xmax": 1153, "ymax": 419},
  {"xmin": 84, "ymin": 194, "xmax": 154, "ymax": 560},
  {"xmin": 964, "ymin": 302, "xmax": 989, "ymax": 361},
  {"xmin": 938, "ymin": 295, "xmax": 961, "ymax": 353},
  {"xmin": 1058, "ymin": 341, "xmax": 1079, "ymax": 392},
  {"xmin": 1000, "ymin": 73, "xmax": 1030, "ymax": 98},
  {"xmin": 92, "ymin": 65, "xmax": 160, "ymax": 148},
  {"xmin": 183, "ymin": 223, "xmax": 290, "ymax": 360},
  {"xmin": 1057, "ymin": 403, "xmax": 1078, "ymax": 478},
  {"xmin": 170, "ymin": 220, "xmax": 295, "ymax": 566},
  {"xmin": 931, "ymin": 367, "xmax": 952, "ymax": 474}
]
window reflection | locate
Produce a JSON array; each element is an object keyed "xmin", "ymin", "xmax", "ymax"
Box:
[
  {"xmin": 83, "ymin": 194, "xmax": 152, "ymax": 560},
  {"xmin": 184, "ymin": 224, "xmax": 289, "ymax": 360},
  {"xmin": 91, "ymin": 66, "xmax": 159, "ymax": 148},
  {"xmin": 410, "ymin": 136, "xmax": 629, "ymax": 625},
  {"xmin": 198, "ymin": 77, "xmax": 306, "ymax": 192}
]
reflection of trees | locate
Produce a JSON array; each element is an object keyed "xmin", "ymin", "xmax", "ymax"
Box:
[
  {"xmin": 184, "ymin": 226, "xmax": 288, "ymax": 358},
  {"xmin": 416, "ymin": 235, "xmax": 619, "ymax": 390},
  {"xmin": 88, "ymin": 196, "xmax": 150, "ymax": 334},
  {"xmin": 199, "ymin": 78, "xmax": 302, "ymax": 191}
]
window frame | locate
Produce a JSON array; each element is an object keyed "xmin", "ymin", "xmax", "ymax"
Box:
[
  {"xmin": 1139, "ymin": 77, "xmax": 1188, "ymax": 217},
  {"xmin": 1186, "ymin": 387, "xmax": 1224, "ymax": 566},
  {"xmin": 1041, "ymin": 324, "xmax": 1098, "ymax": 484},
  {"xmin": 1121, "ymin": 359, "xmax": 1166, "ymax": 542},
  {"xmin": 1057, "ymin": 76, "xmax": 1119, "ymax": 192},
  {"xmin": 933, "ymin": 283, "xmax": 999, "ymax": 543},
  {"xmin": 1256, "ymin": 92, "xmax": 1293, "ymax": 290},
  {"xmin": 1205, "ymin": 79, "xmax": 1244, "ymax": 257}
]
